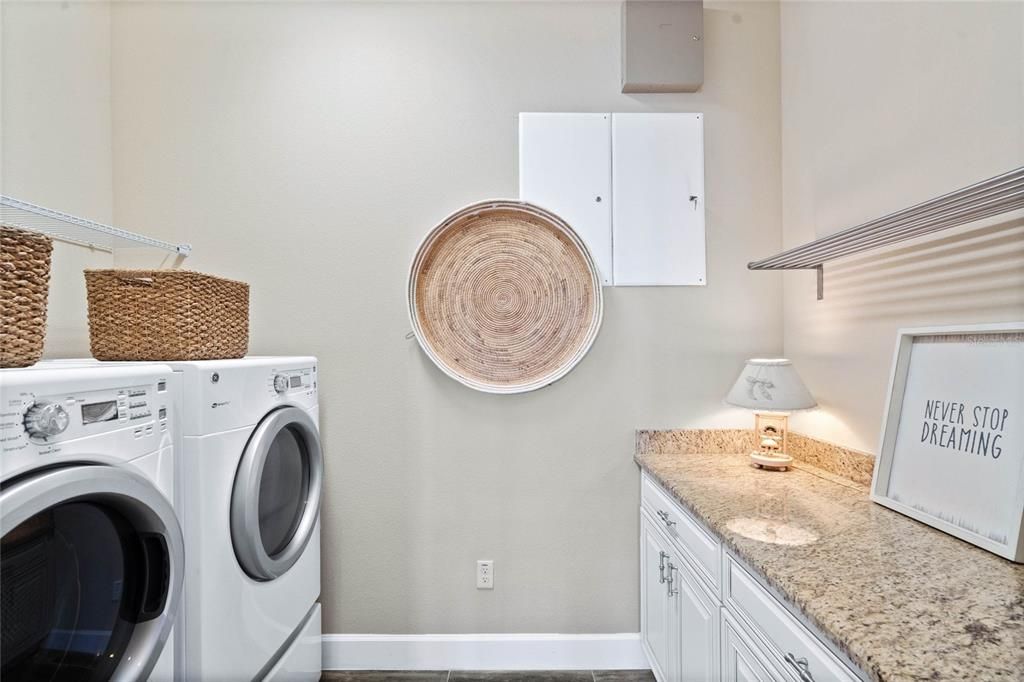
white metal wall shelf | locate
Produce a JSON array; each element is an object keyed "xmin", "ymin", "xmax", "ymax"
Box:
[
  {"xmin": 748, "ymin": 166, "xmax": 1024, "ymax": 299},
  {"xmin": 0, "ymin": 195, "xmax": 191, "ymax": 255}
]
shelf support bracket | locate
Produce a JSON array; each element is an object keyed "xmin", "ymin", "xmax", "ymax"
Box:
[{"xmin": 816, "ymin": 265, "xmax": 824, "ymax": 301}]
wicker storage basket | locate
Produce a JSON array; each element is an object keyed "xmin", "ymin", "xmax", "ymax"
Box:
[
  {"xmin": 1, "ymin": 226, "xmax": 53, "ymax": 367},
  {"xmin": 85, "ymin": 269, "xmax": 249, "ymax": 361}
]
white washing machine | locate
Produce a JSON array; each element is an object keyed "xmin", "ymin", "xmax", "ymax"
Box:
[
  {"xmin": 171, "ymin": 357, "xmax": 323, "ymax": 681},
  {"xmin": 0, "ymin": 363, "xmax": 184, "ymax": 681}
]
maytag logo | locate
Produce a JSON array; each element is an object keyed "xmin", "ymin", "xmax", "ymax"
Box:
[{"xmin": 211, "ymin": 401, "xmax": 231, "ymax": 409}]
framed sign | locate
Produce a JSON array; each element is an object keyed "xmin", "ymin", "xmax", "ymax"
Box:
[{"xmin": 871, "ymin": 322, "xmax": 1024, "ymax": 562}]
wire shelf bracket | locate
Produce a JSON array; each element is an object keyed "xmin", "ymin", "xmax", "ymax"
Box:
[
  {"xmin": 748, "ymin": 166, "xmax": 1024, "ymax": 300},
  {"xmin": 0, "ymin": 195, "xmax": 192, "ymax": 256}
]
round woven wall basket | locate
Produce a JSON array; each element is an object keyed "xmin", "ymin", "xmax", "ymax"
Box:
[{"xmin": 408, "ymin": 200, "xmax": 603, "ymax": 394}]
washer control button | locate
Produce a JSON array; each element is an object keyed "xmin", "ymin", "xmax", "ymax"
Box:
[
  {"xmin": 273, "ymin": 374, "xmax": 289, "ymax": 394},
  {"xmin": 25, "ymin": 402, "xmax": 70, "ymax": 438}
]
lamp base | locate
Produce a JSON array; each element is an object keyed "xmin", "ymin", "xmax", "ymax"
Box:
[{"xmin": 750, "ymin": 451, "xmax": 793, "ymax": 471}]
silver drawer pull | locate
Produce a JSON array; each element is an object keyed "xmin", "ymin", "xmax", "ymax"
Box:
[
  {"xmin": 656, "ymin": 510, "xmax": 676, "ymax": 527},
  {"xmin": 658, "ymin": 551, "xmax": 669, "ymax": 583},
  {"xmin": 784, "ymin": 653, "xmax": 814, "ymax": 682},
  {"xmin": 666, "ymin": 561, "xmax": 678, "ymax": 596}
]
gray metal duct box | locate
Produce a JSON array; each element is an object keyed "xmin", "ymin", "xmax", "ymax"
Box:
[{"xmin": 621, "ymin": 1, "xmax": 703, "ymax": 93}]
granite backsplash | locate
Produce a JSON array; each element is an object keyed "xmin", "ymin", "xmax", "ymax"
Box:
[{"xmin": 635, "ymin": 429, "xmax": 876, "ymax": 487}]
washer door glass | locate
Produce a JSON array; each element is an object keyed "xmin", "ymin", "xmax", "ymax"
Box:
[
  {"xmin": 0, "ymin": 467, "xmax": 183, "ymax": 682},
  {"xmin": 231, "ymin": 407, "xmax": 323, "ymax": 581}
]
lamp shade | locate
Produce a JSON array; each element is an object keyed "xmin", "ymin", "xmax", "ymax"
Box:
[{"xmin": 725, "ymin": 358, "xmax": 817, "ymax": 411}]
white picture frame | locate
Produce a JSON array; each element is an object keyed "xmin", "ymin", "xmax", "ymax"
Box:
[{"xmin": 871, "ymin": 322, "xmax": 1024, "ymax": 562}]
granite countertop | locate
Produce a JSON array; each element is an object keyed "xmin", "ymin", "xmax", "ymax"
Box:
[{"xmin": 634, "ymin": 450, "xmax": 1024, "ymax": 682}]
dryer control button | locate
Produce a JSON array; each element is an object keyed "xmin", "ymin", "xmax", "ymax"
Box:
[{"xmin": 273, "ymin": 374, "xmax": 289, "ymax": 394}]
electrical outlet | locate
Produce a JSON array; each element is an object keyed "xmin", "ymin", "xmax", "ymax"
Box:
[{"xmin": 476, "ymin": 560, "xmax": 494, "ymax": 589}]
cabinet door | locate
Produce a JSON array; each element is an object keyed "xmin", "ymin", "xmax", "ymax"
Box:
[
  {"xmin": 518, "ymin": 113, "xmax": 613, "ymax": 284},
  {"xmin": 721, "ymin": 612, "xmax": 778, "ymax": 682},
  {"xmin": 674, "ymin": 559, "xmax": 720, "ymax": 681},
  {"xmin": 612, "ymin": 113, "xmax": 705, "ymax": 286},
  {"xmin": 641, "ymin": 514, "xmax": 679, "ymax": 682}
]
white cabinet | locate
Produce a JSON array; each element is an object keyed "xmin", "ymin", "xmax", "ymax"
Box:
[
  {"xmin": 640, "ymin": 506, "xmax": 720, "ymax": 682},
  {"xmin": 721, "ymin": 611, "xmax": 778, "ymax": 682},
  {"xmin": 612, "ymin": 113, "xmax": 705, "ymax": 286},
  {"xmin": 641, "ymin": 513, "xmax": 679, "ymax": 681},
  {"xmin": 641, "ymin": 475, "xmax": 720, "ymax": 590},
  {"xmin": 675, "ymin": 558, "xmax": 720, "ymax": 681},
  {"xmin": 518, "ymin": 113, "xmax": 705, "ymax": 287},
  {"xmin": 518, "ymin": 113, "xmax": 613, "ymax": 284},
  {"xmin": 639, "ymin": 474, "xmax": 864, "ymax": 682},
  {"xmin": 722, "ymin": 555, "xmax": 861, "ymax": 682}
]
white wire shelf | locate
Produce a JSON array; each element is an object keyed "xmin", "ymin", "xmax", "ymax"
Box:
[
  {"xmin": 0, "ymin": 195, "xmax": 192, "ymax": 255},
  {"xmin": 748, "ymin": 166, "xmax": 1024, "ymax": 299}
]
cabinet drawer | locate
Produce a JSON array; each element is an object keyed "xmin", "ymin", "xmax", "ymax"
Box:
[
  {"xmin": 724, "ymin": 556, "xmax": 860, "ymax": 682},
  {"xmin": 641, "ymin": 473, "xmax": 721, "ymax": 590},
  {"xmin": 721, "ymin": 610, "xmax": 781, "ymax": 682}
]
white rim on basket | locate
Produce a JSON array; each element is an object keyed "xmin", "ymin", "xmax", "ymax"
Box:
[{"xmin": 407, "ymin": 199, "xmax": 604, "ymax": 394}]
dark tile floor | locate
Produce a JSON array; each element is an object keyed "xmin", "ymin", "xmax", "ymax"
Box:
[{"xmin": 321, "ymin": 671, "xmax": 654, "ymax": 682}]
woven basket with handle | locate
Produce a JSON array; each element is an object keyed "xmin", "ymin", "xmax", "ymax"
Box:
[
  {"xmin": 85, "ymin": 269, "xmax": 249, "ymax": 361},
  {"xmin": 1, "ymin": 226, "xmax": 53, "ymax": 367}
]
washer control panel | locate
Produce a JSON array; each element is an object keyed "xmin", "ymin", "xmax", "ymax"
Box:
[
  {"xmin": 1, "ymin": 379, "xmax": 170, "ymax": 452},
  {"xmin": 24, "ymin": 401, "xmax": 71, "ymax": 438}
]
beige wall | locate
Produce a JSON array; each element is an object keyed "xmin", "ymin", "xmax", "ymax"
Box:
[
  {"xmin": 9, "ymin": 0, "xmax": 1022, "ymax": 639},
  {"xmin": 780, "ymin": 1, "xmax": 1024, "ymax": 452},
  {"xmin": 1, "ymin": 1, "xmax": 114, "ymax": 358},
  {"xmin": 105, "ymin": 1, "xmax": 782, "ymax": 633}
]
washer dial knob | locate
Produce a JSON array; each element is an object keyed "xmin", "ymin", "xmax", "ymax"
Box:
[
  {"xmin": 273, "ymin": 374, "xmax": 289, "ymax": 394},
  {"xmin": 24, "ymin": 401, "xmax": 70, "ymax": 438}
]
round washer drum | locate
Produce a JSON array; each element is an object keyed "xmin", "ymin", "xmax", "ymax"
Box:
[
  {"xmin": 230, "ymin": 406, "xmax": 323, "ymax": 582},
  {"xmin": 0, "ymin": 465, "xmax": 183, "ymax": 682}
]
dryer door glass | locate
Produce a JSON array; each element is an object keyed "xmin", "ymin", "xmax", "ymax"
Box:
[
  {"xmin": 259, "ymin": 424, "xmax": 310, "ymax": 556},
  {"xmin": 232, "ymin": 406, "xmax": 323, "ymax": 581}
]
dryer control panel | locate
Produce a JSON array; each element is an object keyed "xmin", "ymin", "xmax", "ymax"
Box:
[
  {"xmin": 268, "ymin": 366, "xmax": 315, "ymax": 396},
  {"xmin": 178, "ymin": 357, "xmax": 318, "ymax": 435}
]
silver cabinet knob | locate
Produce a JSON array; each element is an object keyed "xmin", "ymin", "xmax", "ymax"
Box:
[
  {"xmin": 656, "ymin": 510, "xmax": 676, "ymax": 527},
  {"xmin": 24, "ymin": 401, "xmax": 70, "ymax": 438},
  {"xmin": 273, "ymin": 374, "xmax": 289, "ymax": 394}
]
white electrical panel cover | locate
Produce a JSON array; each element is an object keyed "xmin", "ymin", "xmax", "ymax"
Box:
[
  {"xmin": 518, "ymin": 113, "xmax": 613, "ymax": 284},
  {"xmin": 518, "ymin": 112, "xmax": 705, "ymax": 286},
  {"xmin": 612, "ymin": 113, "xmax": 705, "ymax": 286}
]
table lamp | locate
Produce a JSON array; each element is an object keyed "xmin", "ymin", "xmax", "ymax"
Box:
[{"xmin": 725, "ymin": 358, "xmax": 816, "ymax": 470}]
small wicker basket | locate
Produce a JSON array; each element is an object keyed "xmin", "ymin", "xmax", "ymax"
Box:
[
  {"xmin": 1, "ymin": 226, "xmax": 53, "ymax": 368},
  {"xmin": 85, "ymin": 269, "xmax": 249, "ymax": 361}
]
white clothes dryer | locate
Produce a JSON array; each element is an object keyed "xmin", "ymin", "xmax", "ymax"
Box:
[
  {"xmin": 169, "ymin": 357, "xmax": 322, "ymax": 681},
  {"xmin": 0, "ymin": 363, "xmax": 184, "ymax": 682}
]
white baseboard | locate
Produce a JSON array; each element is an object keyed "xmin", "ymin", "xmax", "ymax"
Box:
[{"xmin": 322, "ymin": 632, "xmax": 648, "ymax": 671}]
